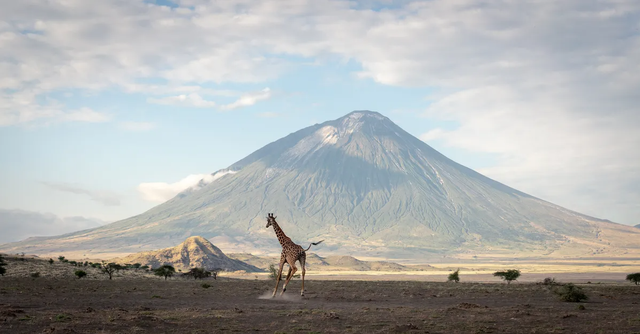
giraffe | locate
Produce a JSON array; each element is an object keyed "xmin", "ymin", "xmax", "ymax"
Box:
[{"xmin": 266, "ymin": 213, "xmax": 323, "ymax": 297}]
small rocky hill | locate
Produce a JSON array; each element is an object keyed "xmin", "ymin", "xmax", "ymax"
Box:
[{"xmin": 114, "ymin": 236, "xmax": 261, "ymax": 272}]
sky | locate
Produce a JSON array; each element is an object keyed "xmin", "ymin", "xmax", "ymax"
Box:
[{"xmin": 0, "ymin": 0, "xmax": 639, "ymax": 241}]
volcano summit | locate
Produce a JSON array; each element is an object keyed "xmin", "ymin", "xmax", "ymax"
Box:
[{"xmin": 2, "ymin": 111, "xmax": 638, "ymax": 260}]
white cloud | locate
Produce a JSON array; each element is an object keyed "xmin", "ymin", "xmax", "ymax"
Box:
[
  {"xmin": 41, "ymin": 182, "xmax": 121, "ymax": 206},
  {"xmin": 137, "ymin": 170, "xmax": 237, "ymax": 203},
  {"xmin": 118, "ymin": 121, "xmax": 156, "ymax": 131},
  {"xmin": 147, "ymin": 93, "xmax": 217, "ymax": 108},
  {"xmin": 61, "ymin": 108, "xmax": 110, "ymax": 123},
  {"xmin": 220, "ymin": 88, "xmax": 272, "ymax": 111},
  {"xmin": 0, "ymin": 209, "xmax": 107, "ymax": 244}
]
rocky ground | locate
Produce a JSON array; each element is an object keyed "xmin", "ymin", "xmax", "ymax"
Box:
[{"xmin": 2, "ymin": 255, "xmax": 640, "ymax": 333}]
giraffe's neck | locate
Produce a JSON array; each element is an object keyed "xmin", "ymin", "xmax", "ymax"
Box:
[{"xmin": 271, "ymin": 222, "xmax": 291, "ymax": 246}]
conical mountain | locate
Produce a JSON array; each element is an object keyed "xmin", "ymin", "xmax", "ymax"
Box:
[
  {"xmin": 2, "ymin": 111, "xmax": 639, "ymax": 260},
  {"xmin": 113, "ymin": 236, "xmax": 260, "ymax": 272}
]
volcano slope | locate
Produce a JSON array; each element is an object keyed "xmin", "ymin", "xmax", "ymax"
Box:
[{"xmin": 1, "ymin": 110, "xmax": 638, "ymax": 260}]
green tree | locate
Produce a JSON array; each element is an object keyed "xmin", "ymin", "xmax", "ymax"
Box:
[
  {"xmin": 493, "ymin": 269, "xmax": 521, "ymax": 284},
  {"xmin": 184, "ymin": 267, "xmax": 211, "ymax": 280},
  {"xmin": 448, "ymin": 269, "xmax": 460, "ymax": 283},
  {"xmin": 101, "ymin": 262, "xmax": 119, "ymax": 280},
  {"xmin": 74, "ymin": 270, "xmax": 87, "ymax": 279},
  {"xmin": 154, "ymin": 265, "xmax": 176, "ymax": 280},
  {"xmin": 58, "ymin": 256, "xmax": 66, "ymax": 262},
  {"xmin": 0, "ymin": 255, "xmax": 6, "ymax": 276},
  {"xmin": 268, "ymin": 264, "xmax": 278, "ymax": 280},
  {"xmin": 626, "ymin": 273, "xmax": 640, "ymax": 285}
]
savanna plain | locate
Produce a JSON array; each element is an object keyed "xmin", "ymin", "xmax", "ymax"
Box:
[{"xmin": 2, "ymin": 255, "xmax": 640, "ymax": 334}]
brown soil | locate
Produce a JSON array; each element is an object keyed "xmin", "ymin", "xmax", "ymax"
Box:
[{"xmin": 3, "ymin": 275, "xmax": 640, "ymax": 333}]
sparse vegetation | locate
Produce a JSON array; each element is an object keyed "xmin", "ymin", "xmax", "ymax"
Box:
[
  {"xmin": 211, "ymin": 268, "xmax": 223, "ymax": 280},
  {"xmin": 0, "ymin": 255, "xmax": 6, "ymax": 276},
  {"xmin": 30, "ymin": 272, "xmax": 40, "ymax": 278},
  {"xmin": 58, "ymin": 256, "xmax": 65, "ymax": 262},
  {"xmin": 626, "ymin": 273, "xmax": 640, "ymax": 285},
  {"xmin": 493, "ymin": 269, "xmax": 521, "ymax": 284},
  {"xmin": 100, "ymin": 262, "xmax": 119, "ymax": 280},
  {"xmin": 75, "ymin": 270, "xmax": 87, "ymax": 279},
  {"xmin": 153, "ymin": 265, "xmax": 176, "ymax": 280},
  {"xmin": 541, "ymin": 277, "xmax": 557, "ymax": 285},
  {"xmin": 184, "ymin": 267, "xmax": 211, "ymax": 280},
  {"xmin": 268, "ymin": 264, "xmax": 278, "ymax": 280},
  {"xmin": 448, "ymin": 269, "xmax": 460, "ymax": 283},
  {"xmin": 201, "ymin": 283, "xmax": 211, "ymax": 289},
  {"xmin": 555, "ymin": 283, "xmax": 588, "ymax": 302},
  {"xmin": 48, "ymin": 258, "xmax": 54, "ymax": 265}
]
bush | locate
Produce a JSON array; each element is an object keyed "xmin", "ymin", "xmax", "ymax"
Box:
[
  {"xmin": 448, "ymin": 269, "xmax": 460, "ymax": 283},
  {"xmin": 493, "ymin": 269, "xmax": 521, "ymax": 284},
  {"xmin": 30, "ymin": 272, "xmax": 40, "ymax": 278},
  {"xmin": 0, "ymin": 255, "xmax": 6, "ymax": 276},
  {"xmin": 626, "ymin": 273, "xmax": 640, "ymax": 285},
  {"xmin": 153, "ymin": 265, "xmax": 176, "ymax": 280},
  {"xmin": 48, "ymin": 258, "xmax": 54, "ymax": 265},
  {"xmin": 268, "ymin": 264, "xmax": 279, "ymax": 280},
  {"xmin": 58, "ymin": 256, "xmax": 65, "ymax": 262},
  {"xmin": 555, "ymin": 283, "xmax": 588, "ymax": 302},
  {"xmin": 541, "ymin": 277, "xmax": 557, "ymax": 285},
  {"xmin": 201, "ymin": 283, "xmax": 211, "ymax": 289},
  {"xmin": 75, "ymin": 270, "xmax": 87, "ymax": 279},
  {"xmin": 184, "ymin": 267, "xmax": 211, "ymax": 280}
]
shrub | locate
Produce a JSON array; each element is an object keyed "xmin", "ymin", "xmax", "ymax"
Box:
[
  {"xmin": 48, "ymin": 258, "xmax": 54, "ymax": 265},
  {"xmin": 448, "ymin": 269, "xmax": 460, "ymax": 283},
  {"xmin": 201, "ymin": 283, "xmax": 211, "ymax": 289},
  {"xmin": 133, "ymin": 263, "xmax": 142, "ymax": 269},
  {"xmin": 184, "ymin": 267, "xmax": 211, "ymax": 280},
  {"xmin": 542, "ymin": 277, "xmax": 557, "ymax": 285},
  {"xmin": 69, "ymin": 261, "xmax": 77, "ymax": 266},
  {"xmin": 555, "ymin": 283, "xmax": 588, "ymax": 302},
  {"xmin": 91, "ymin": 263, "xmax": 102, "ymax": 268},
  {"xmin": 140, "ymin": 265, "xmax": 150, "ymax": 270},
  {"xmin": 268, "ymin": 264, "xmax": 279, "ymax": 280},
  {"xmin": 493, "ymin": 269, "xmax": 521, "ymax": 284},
  {"xmin": 75, "ymin": 270, "xmax": 87, "ymax": 279},
  {"xmin": 30, "ymin": 272, "xmax": 40, "ymax": 278},
  {"xmin": 153, "ymin": 265, "xmax": 176, "ymax": 280},
  {"xmin": 58, "ymin": 256, "xmax": 65, "ymax": 262},
  {"xmin": 626, "ymin": 273, "xmax": 640, "ymax": 285}
]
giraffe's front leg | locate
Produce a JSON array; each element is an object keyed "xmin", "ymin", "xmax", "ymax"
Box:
[
  {"xmin": 281, "ymin": 267, "xmax": 292, "ymax": 294},
  {"xmin": 272, "ymin": 261, "xmax": 285, "ymax": 298}
]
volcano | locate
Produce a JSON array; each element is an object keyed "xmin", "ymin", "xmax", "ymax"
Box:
[{"xmin": 2, "ymin": 111, "xmax": 639, "ymax": 260}]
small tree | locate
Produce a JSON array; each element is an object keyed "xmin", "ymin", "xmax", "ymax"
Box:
[
  {"xmin": 184, "ymin": 267, "xmax": 211, "ymax": 280},
  {"xmin": 154, "ymin": 265, "xmax": 176, "ymax": 280},
  {"xmin": 493, "ymin": 269, "xmax": 521, "ymax": 284},
  {"xmin": 75, "ymin": 270, "xmax": 87, "ymax": 279},
  {"xmin": 133, "ymin": 263, "xmax": 142, "ymax": 269},
  {"xmin": 58, "ymin": 256, "xmax": 66, "ymax": 262},
  {"xmin": 626, "ymin": 273, "xmax": 640, "ymax": 285},
  {"xmin": 211, "ymin": 268, "xmax": 223, "ymax": 280},
  {"xmin": 101, "ymin": 262, "xmax": 118, "ymax": 280},
  {"xmin": 48, "ymin": 258, "xmax": 54, "ymax": 265},
  {"xmin": 448, "ymin": 269, "xmax": 460, "ymax": 283}
]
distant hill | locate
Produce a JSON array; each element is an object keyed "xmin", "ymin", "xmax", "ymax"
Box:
[
  {"xmin": 3, "ymin": 110, "xmax": 640, "ymax": 261},
  {"xmin": 227, "ymin": 253, "xmax": 432, "ymax": 272},
  {"xmin": 113, "ymin": 236, "xmax": 261, "ymax": 272},
  {"xmin": 635, "ymin": 224, "xmax": 640, "ymax": 229}
]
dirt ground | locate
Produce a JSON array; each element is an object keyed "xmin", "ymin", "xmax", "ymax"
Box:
[{"xmin": 2, "ymin": 275, "xmax": 640, "ymax": 334}]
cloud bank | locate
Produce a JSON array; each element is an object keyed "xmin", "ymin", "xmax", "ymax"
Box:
[{"xmin": 0, "ymin": 209, "xmax": 106, "ymax": 244}]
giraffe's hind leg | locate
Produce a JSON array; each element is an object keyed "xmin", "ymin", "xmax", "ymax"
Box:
[
  {"xmin": 300, "ymin": 254, "xmax": 306, "ymax": 296},
  {"xmin": 281, "ymin": 259, "xmax": 297, "ymax": 296}
]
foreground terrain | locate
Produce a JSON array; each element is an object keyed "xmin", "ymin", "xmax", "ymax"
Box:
[{"xmin": 2, "ymin": 274, "xmax": 640, "ymax": 334}]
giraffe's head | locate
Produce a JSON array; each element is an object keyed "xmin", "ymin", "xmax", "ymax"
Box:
[{"xmin": 266, "ymin": 213, "xmax": 277, "ymax": 228}]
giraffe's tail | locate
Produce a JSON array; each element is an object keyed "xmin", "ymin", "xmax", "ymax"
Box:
[{"xmin": 304, "ymin": 240, "xmax": 324, "ymax": 251}]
